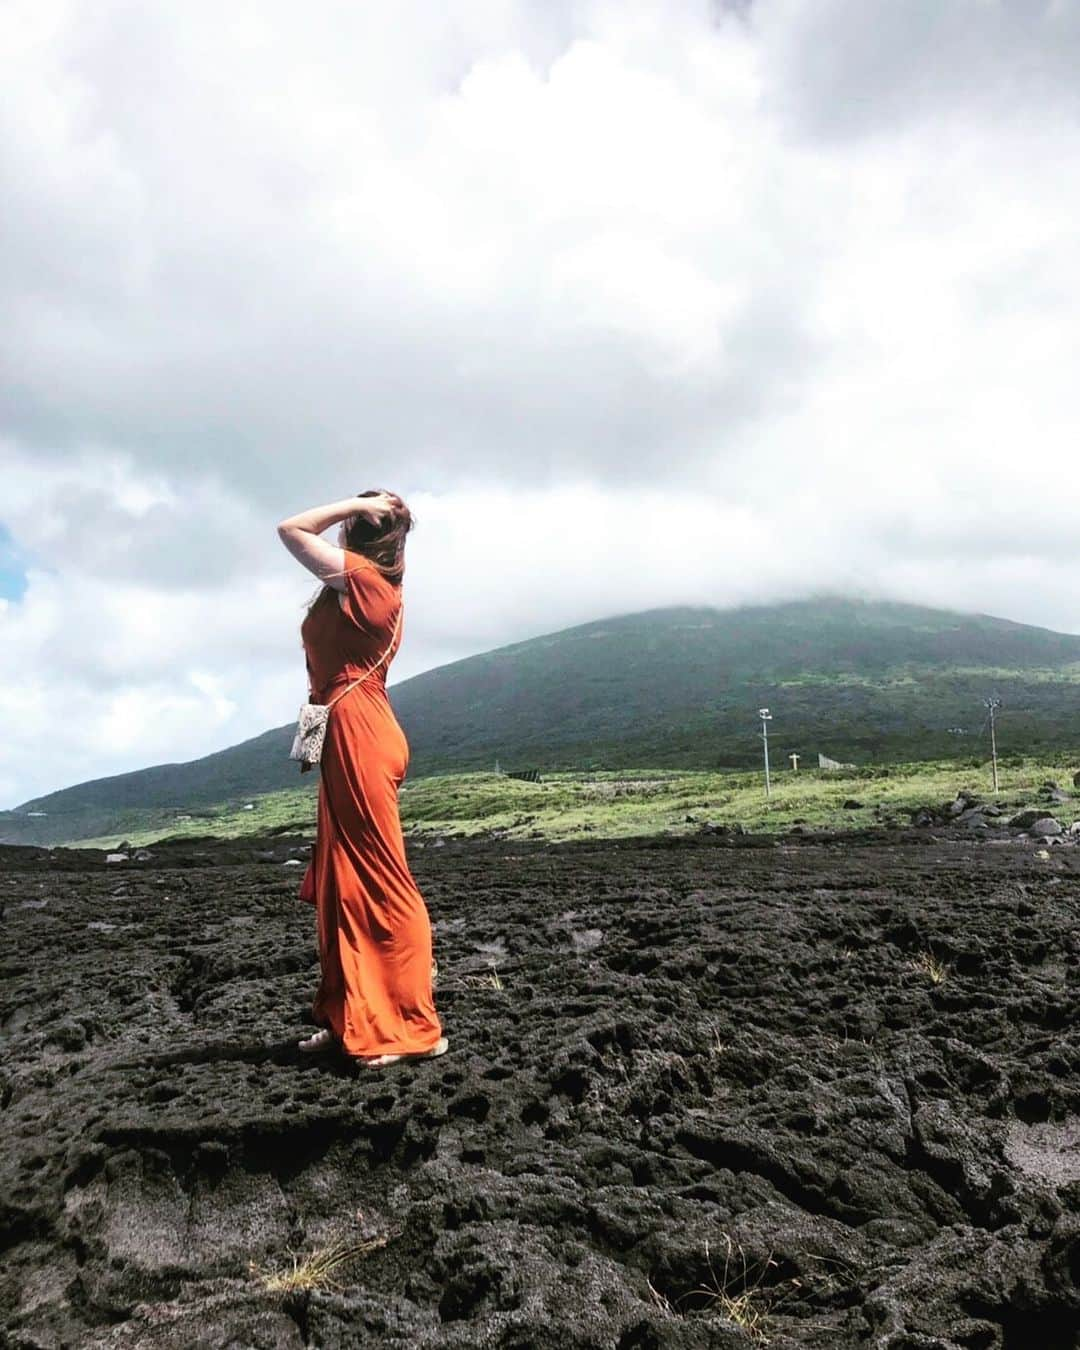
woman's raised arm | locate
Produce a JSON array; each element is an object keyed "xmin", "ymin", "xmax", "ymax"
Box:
[{"xmin": 277, "ymin": 494, "xmax": 391, "ymax": 589}]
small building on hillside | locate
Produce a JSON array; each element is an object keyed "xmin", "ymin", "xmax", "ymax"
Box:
[{"xmin": 818, "ymin": 753, "xmax": 856, "ymax": 770}]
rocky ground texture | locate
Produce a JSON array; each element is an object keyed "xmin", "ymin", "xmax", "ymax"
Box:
[{"xmin": 2, "ymin": 824, "xmax": 1079, "ymax": 1349}]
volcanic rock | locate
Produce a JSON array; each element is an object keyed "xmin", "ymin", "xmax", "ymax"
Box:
[
  {"xmin": 1009, "ymin": 810, "xmax": 1060, "ymax": 831},
  {"xmin": 3, "ymin": 830, "xmax": 1080, "ymax": 1345},
  {"xmin": 948, "ymin": 792, "xmax": 980, "ymax": 816}
]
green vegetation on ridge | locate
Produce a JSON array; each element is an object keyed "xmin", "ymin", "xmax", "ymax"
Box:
[{"xmin": 61, "ymin": 755, "xmax": 1079, "ymax": 851}]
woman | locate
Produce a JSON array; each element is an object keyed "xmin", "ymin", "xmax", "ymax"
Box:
[{"xmin": 277, "ymin": 489, "xmax": 447, "ymax": 1070}]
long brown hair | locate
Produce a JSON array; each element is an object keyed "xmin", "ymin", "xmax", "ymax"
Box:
[
  {"xmin": 304, "ymin": 489, "xmax": 413, "ymax": 616},
  {"xmin": 343, "ymin": 489, "xmax": 413, "ymax": 585}
]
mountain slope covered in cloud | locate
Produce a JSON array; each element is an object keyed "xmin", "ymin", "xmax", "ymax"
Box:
[{"xmin": 4, "ymin": 597, "xmax": 1080, "ymax": 846}]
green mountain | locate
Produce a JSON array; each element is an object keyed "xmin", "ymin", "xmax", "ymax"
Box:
[{"xmin": 4, "ymin": 597, "xmax": 1080, "ymax": 846}]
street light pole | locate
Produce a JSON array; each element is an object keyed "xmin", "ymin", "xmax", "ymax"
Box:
[
  {"xmin": 759, "ymin": 708, "xmax": 773, "ymax": 798},
  {"xmin": 983, "ymin": 697, "xmax": 1002, "ymax": 792}
]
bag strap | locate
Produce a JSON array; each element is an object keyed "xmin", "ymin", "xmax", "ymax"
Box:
[{"xmin": 315, "ymin": 603, "xmax": 403, "ymax": 710}]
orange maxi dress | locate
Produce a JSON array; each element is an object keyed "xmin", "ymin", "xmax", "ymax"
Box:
[{"xmin": 296, "ymin": 549, "xmax": 443, "ymax": 1058}]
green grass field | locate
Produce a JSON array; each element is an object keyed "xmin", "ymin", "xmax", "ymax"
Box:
[{"xmin": 65, "ymin": 754, "xmax": 1079, "ymax": 850}]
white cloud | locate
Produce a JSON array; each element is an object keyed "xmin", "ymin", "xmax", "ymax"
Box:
[{"xmin": 2, "ymin": 0, "xmax": 1080, "ymax": 806}]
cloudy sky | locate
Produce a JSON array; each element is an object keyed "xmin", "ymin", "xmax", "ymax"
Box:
[{"xmin": 3, "ymin": 0, "xmax": 1079, "ymax": 807}]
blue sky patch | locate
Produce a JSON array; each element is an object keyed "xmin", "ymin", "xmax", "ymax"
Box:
[{"xmin": 0, "ymin": 523, "xmax": 28, "ymax": 602}]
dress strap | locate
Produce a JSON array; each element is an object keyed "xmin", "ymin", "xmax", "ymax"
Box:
[{"xmin": 319, "ymin": 603, "xmax": 403, "ymax": 709}]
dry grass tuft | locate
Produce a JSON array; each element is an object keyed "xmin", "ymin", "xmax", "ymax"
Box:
[
  {"xmin": 691, "ymin": 1236, "xmax": 776, "ymax": 1341},
  {"xmin": 646, "ymin": 1275, "xmax": 674, "ymax": 1313},
  {"xmin": 909, "ymin": 951, "xmax": 950, "ymax": 985},
  {"xmin": 458, "ymin": 964, "xmax": 504, "ymax": 990},
  {"xmin": 705, "ymin": 1020, "xmax": 728, "ymax": 1056},
  {"xmin": 648, "ymin": 1235, "xmax": 777, "ymax": 1342},
  {"xmin": 249, "ymin": 1229, "xmax": 392, "ymax": 1294}
]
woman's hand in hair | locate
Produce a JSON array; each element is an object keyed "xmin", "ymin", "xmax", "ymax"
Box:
[{"xmin": 353, "ymin": 492, "xmax": 396, "ymax": 525}]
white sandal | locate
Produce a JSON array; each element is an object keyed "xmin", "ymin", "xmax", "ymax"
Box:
[
  {"xmin": 358, "ymin": 1036, "xmax": 450, "ymax": 1070},
  {"xmin": 298, "ymin": 1028, "xmax": 336, "ymax": 1053}
]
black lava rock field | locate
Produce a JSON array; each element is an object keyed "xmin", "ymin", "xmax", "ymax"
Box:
[{"xmin": 2, "ymin": 827, "xmax": 1079, "ymax": 1349}]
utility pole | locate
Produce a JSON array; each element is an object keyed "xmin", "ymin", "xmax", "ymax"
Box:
[
  {"xmin": 759, "ymin": 708, "xmax": 773, "ymax": 798},
  {"xmin": 789, "ymin": 753, "xmax": 800, "ymax": 773},
  {"xmin": 983, "ymin": 698, "xmax": 1001, "ymax": 792}
]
